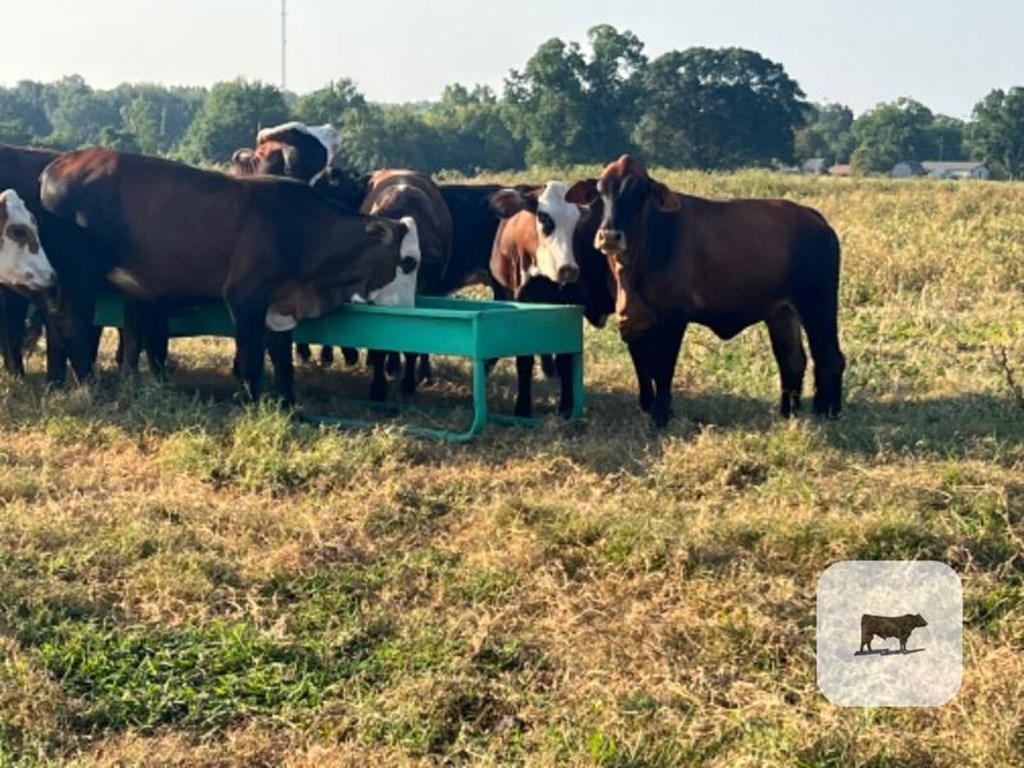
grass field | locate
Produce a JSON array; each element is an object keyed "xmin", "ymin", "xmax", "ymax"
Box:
[{"xmin": 1, "ymin": 170, "xmax": 1022, "ymax": 766}]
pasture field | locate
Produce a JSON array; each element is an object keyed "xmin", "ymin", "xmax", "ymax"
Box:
[{"xmin": 1, "ymin": 170, "xmax": 1023, "ymax": 766}]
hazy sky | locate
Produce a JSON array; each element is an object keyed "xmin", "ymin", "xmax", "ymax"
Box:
[{"xmin": 6, "ymin": 1, "xmax": 1022, "ymax": 118}]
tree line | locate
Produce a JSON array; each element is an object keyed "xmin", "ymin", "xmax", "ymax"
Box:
[{"xmin": 2, "ymin": 25, "xmax": 1022, "ymax": 178}]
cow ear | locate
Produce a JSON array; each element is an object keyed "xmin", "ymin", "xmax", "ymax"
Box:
[
  {"xmin": 231, "ymin": 148, "xmax": 254, "ymax": 165},
  {"xmin": 365, "ymin": 219, "xmax": 396, "ymax": 245},
  {"xmin": 651, "ymin": 181, "xmax": 681, "ymax": 212},
  {"xmin": 488, "ymin": 187, "xmax": 538, "ymax": 218},
  {"xmin": 565, "ymin": 178, "xmax": 599, "ymax": 206}
]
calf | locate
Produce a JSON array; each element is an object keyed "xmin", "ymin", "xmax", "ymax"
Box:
[
  {"xmin": 860, "ymin": 614, "xmax": 928, "ymax": 654},
  {"xmin": 231, "ymin": 122, "xmax": 343, "ymax": 367},
  {"xmin": 313, "ymin": 167, "xmax": 452, "ymax": 400},
  {"xmin": 488, "ymin": 181, "xmax": 613, "ymax": 417},
  {"xmin": 573, "ymin": 154, "xmax": 846, "ymax": 427},
  {"xmin": 40, "ymin": 148, "xmax": 416, "ymax": 403}
]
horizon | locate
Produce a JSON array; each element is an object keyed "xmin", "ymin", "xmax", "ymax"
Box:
[{"xmin": 4, "ymin": 1, "xmax": 1023, "ymax": 120}]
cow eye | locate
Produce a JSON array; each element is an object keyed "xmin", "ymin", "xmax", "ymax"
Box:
[{"xmin": 7, "ymin": 225, "xmax": 28, "ymax": 240}]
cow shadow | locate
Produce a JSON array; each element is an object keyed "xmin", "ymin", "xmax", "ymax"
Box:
[{"xmin": 854, "ymin": 648, "xmax": 926, "ymax": 657}]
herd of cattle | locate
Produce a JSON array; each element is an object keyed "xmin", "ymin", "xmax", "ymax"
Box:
[{"xmin": 0, "ymin": 122, "xmax": 846, "ymax": 426}]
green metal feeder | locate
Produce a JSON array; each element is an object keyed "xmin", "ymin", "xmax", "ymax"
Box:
[{"xmin": 93, "ymin": 295, "xmax": 585, "ymax": 442}]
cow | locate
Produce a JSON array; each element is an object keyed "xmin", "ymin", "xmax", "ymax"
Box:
[
  {"xmin": 571, "ymin": 154, "xmax": 846, "ymax": 427},
  {"xmin": 312, "ymin": 167, "xmax": 452, "ymax": 400},
  {"xmin": 229, "ymin": 121, "xmax": 339, "ymax": 182},
  {"xmin": 0, "ymin": 188, "xmax": 57, "ymax": 293},
  {"xmin": 39, "ymin": 148, "xmax": 418, "ymax": 403},
  {"xmin": 0, "ymin": 144, "xmax": 86, "ymax": 383},
  {"xmin": 487, "ymin": 181, "xmax": 614, "ymax": 417},
  {"xmin": 859, "ymin": 614, "xmax": 928, "ymax": 654},
  {"xmin": 231, "ymin": 122, "xmax": 345, "ymax": 368}
]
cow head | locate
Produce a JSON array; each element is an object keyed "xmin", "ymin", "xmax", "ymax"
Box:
[
  {"xmin": 910, "ymin": 614, "xmax": 928, "ymax": 628},
  {"xmin": 0, "ymin": 189, "xmax": 56, "ymax": 293},
  {"xmin": 366, "ymin": 216, "xmax": 420, "ymax": 307},
  {"xmin": 569, "ymin": 155, "xmax": 680, "ymax": 265},
  {"xmin": 229, "ymin": 123, "xmax": 330, "ymax": 182},
  {"xmin": 489, "ymin": 180, "xmax": 595, "ymax": 286}
]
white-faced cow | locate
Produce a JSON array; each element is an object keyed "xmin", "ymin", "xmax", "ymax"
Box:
[
  {"xmin": 488, "ymin": 181, "xmax": 613, "ymax": 417},
  {"xmin": 39, "ymin": 148, "xmax": 418, "ymax": 403}
]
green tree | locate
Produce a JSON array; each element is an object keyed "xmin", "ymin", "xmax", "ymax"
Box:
[
  {"xmin": 635, "ymin": 47, "xmax": 806, "ymax": 169},
  {"xmin": 929, "ymin": 115, "xmax": 966, "ymax": 162},
  {"xmin": 0, "ymin": 83, "xmax": 52, "ymax": 139},
  {"xmin": 0, "ymin": 120, "xmax": 33, "ymax": 146},
  {"xmin": 795, "ymin": 102, "xmax": 855, "ymax": 163},
  {"xmin": 46, "ymin": 74, "xmax": 120, "ymax": 148},
  {"xmin": 181, "ymin": 79, "xmax": 289, "ymax": 165},
  {"xmin": 505, "ymin": 25, "xmax": 648, "ymax": 166},
  {"xmin": 340, "ymin": 103, "xmax": 444, "ymax": 173},
  {"xmin": 851, "ymin": 97, "xmax": 936, "ymax": 173},
  {"xmin": 292, "ymin": 79, "xmax": 366, "ymax": 126},
  {"xmin": 968, "ymin": 87, "xmax": 1024, "ymax": 179},
  {"xmin": 424, "ymin": 84, "xmax": 524, "ymax": 173},
  {"xmin": 119, "ymin": 97, "xmax": 161, "ymax": 154}
]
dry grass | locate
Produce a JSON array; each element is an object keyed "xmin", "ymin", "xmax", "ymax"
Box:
[{"xmin": 1, "ymin": 172, "xmax": 1022, "ymax": 766}]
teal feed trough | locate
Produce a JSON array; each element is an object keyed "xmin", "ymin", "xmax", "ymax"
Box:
[{"xmin": 93, "ymin": 295, "xmax": 585, "ymax": 442}]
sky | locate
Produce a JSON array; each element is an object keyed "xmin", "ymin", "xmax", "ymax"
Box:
[{"xmin": 5, "ymin": 1, "xmax": 1022, "ymax": 119}]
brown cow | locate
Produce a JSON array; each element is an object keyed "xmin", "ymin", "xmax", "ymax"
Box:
[
  {"xmin": 573, "ymin": 154, "xmax": 845, "ymax": 427},
  {"xmin": 229, "ymin": 122, "xmax": 337, "ymax": 182},
  {"xmin": 311, "ymin": 167, "xmax": 455, "ymax": 398},
  {"xmin": 39, "ymin": 148, "xmax": 416, "ymax": 402},
  {"xmin": 860, "ymin": 614, "xmax": 928, "ymax": 653},
  {"xmin": 488, "ymin": 180, "xmax": 614, "ymax": 417}
]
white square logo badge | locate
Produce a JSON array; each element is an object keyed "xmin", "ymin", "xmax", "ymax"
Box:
[{"xmin": 816, "ymin": 561, "xmax": 962, "ymax": 707}]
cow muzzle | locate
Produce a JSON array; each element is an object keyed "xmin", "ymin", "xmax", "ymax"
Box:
[
  {"xmin": 595, "ymin": 228, "xmax": 627, "ymax": 255},
  {"xmin": 556, "ymin": 264, "xmax": 580, "ymax": 284}
]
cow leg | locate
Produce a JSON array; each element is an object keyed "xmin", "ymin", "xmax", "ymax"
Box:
[
  {"xmin": 0, "ymin": 289, "xmax": 28, "ymax": 377},
  {"xmin": 42, "ymin": 315, "xmax": 69, "ymax": 387},
  {"xmin": 368, "ymin": 350, "xmax": 388, "ymax": 401},
  {"xmin": 386, "ymin": 351, "xmax": 402, "ymax": 376},
  {"xmin": 120, "ymin": 302, "xmax": 146, "ymax": 373},
  {"xmin": 227, "ymin": 299, "xmax": 268, "ymax": 402},
  {"xmin": 266, "ymin": 330, "xmax": 295, "ymax": 405},
  {"xmin": 418, "ymin": 354, "xmax": 432, "ymax": 383},
  {"xmin": 795, "ymin": 293, "xmax": 846, "ymax": 418},
  {"xmin": 540, "ymin": 354, "xmax": 556, "ymax": 379},
  {"xmin": 514, "ymin": 354, "xmax": 534, "ymax": 418},
  {"xmin": 319, "ymin": 345, "xmax": 335, "ymax": 367},
  {"xmin": 555, "ymin": 352, "xmax": 574, "ymax": 417},
  {"xmin": 295, "ymin": 342, "xmax": 313, "ymax": 364},
  {"xmin": 400, "ymin": 352, "xmax": 418, "ymax": 396},
  {"xmin": 342, "ymin": 347, "xmax": 360, "ymax": 366},
  {"xmin": 627, "ymin": 335, "xmax": 656, "ymax": 414},
  {"xmin": 766, "ymin": 305, "xmax": 807, "ymax": 418},
  {"xmin": 650, "ymin": 322, "xmax": 686, "ymax": 428}
]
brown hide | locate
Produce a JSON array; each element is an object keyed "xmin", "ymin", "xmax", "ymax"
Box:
[{"xmin": 360, "ymin": 170, "xmax": 452, "ymax": 294}]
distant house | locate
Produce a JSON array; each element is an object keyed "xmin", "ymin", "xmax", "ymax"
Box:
[
  {"xmin": 801, "ymin": 157, "xmax": 831, "ymax": 175},
  {"xmin": 922, "ymin": 161, "xmax": 989, "ymax": 180},
  {"xmin": 829, "ymin": 164, "xmax": 852, "ymax": 177},
  {"xmin": 892, "ymin": 161, "xmax": 927, "ymax": 178},
  {"xmin": 892, "ymin": 160, "xmax": 990, "ymax": 179}
]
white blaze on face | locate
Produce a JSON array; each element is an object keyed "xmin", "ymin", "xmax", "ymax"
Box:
[
  {"xmin": 534, "ymin": 181, "xmax": 581, "ymax": 284},
  {"xmin": 0, "ymin": 189, "xmax": 56, "ymax": 291},
  {"xmin": 369, "ymin": 216, "xmax": 420, "ymax": 307}
]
